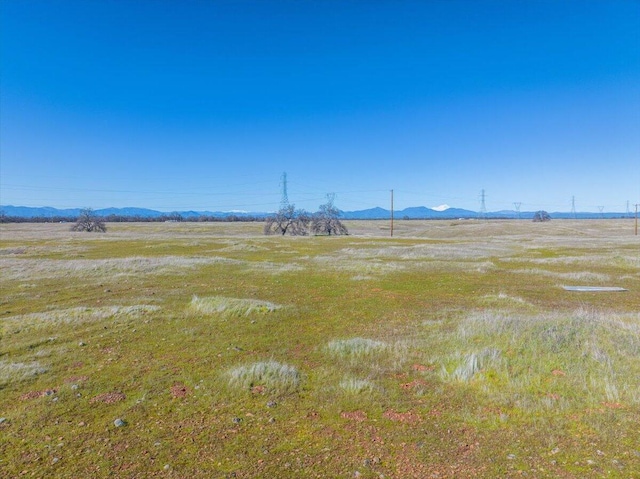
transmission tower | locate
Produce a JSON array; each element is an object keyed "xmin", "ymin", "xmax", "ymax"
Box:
[
  {"xmin": 513, "ymin": 202, "xmax": 522, "ymax": 220},
  {"xmin": 479, "ymin": 189, "xmax": 487, "ymax": 219},
  {"xmin": 571, "ymin": 196, "xmax": 576, "ymax": 219},
  {"xmin": 598, "ymin": 206, "xmax": 604, "ymax": 219},
  {"xmin": 280, "ymin": 172, "xmax": 289, "ymax": 208}
]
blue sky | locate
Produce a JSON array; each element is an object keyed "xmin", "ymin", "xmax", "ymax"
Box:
[{"xmin": 1, "ymin": 0, "xmax": 639, "ymax": 213}]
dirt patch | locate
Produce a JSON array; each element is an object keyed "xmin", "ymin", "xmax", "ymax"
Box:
[
  {"xmin": 340, "ymin": 410, "xmax": 368, "ymax": 422},
  {"xmin": 170, "ymin": 383, "xmax": 191, "ymax": 398},
  {"xmin": 400, "ymin": 379, "xmax": 428, "ymax": 390},
  {"xmin": 412, "ymin": 363, "xmax": 435, "ymax": 371},
  {"xmin": 64, "ymin": 375, "xmax": 88, "ymax": 383},
  {"xmin": 90, "ymin": 392, "xmax": 126, "ymax": 404},
  {"xmin": 250, "ymin": 385, "xmax": 265, "ymax": 395},
  {"xmin": 19, "ymin": 388, "xmax": 57, "ymax": 400},
  {"xmin": 382, "ymin": 409, "xmax": 421, "ymax": 424}
]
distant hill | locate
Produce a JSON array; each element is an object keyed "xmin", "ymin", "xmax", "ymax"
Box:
[{"xmin": 0, "ymin": 204, "xmax": 630, "ymax": 220}]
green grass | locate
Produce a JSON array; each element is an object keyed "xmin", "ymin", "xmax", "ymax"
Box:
[{"xmin": 1, "ymin": 220, "xmax": 639, "ymax": 478}]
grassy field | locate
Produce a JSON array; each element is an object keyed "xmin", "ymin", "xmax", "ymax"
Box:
[{"xmin": 1, "ymin": 219, "xmax": 639, "ymax": 478}]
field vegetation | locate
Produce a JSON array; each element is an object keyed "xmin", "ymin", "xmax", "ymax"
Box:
[{"xmin": 1, "ymin": 220, "xmax": 638, "ymax": 478}]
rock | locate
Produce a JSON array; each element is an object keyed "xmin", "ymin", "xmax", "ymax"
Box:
[
  {"xmin": 0, "ymin": 417, "xmax": 6, "ymax": 424},
  {"xmin": 507, "ymin": 454, "xmax": 516, "ymax": 460},
  {"xmin": 71, "ymin": 384, "xmax": 79, "ymax": 390},
  {"xmin": 79, "ymin": 341, "xmax": 86, "ymax": 347},
  {"xmin": 266, "ymin": 401, "xmax": 277, "ymax": 408},
  {"xmin": 114, "ymin": 418, "xmax": 126, "ymax": 427},
  {"xmin": 232, "ymin": 417, "xmax": 242, "ymax": 424}
]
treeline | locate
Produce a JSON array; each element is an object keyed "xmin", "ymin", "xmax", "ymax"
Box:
[{"xmin": 0, "ymin": 213, "xmax": 266, "ymax": 223}]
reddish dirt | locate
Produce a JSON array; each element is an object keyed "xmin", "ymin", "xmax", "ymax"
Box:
[
  {"xmin": 400, "ymin": 379, "xmax": 428, "ymax": 390},
  {"xmin": 170, "ymin": 383, "xmax": 191, "ymax": 398},
  {"xmin": 89, "ymin": 392, "xmax": 126, "ymax": 404},
  {"xmin": 340, "ymin": 410, "xmax": 368, "ymax": 422},
  {"xmin": 64, "ymin": 375, "xmax": 88, "ymax": 383},
  {"xmin": 19, "ymin": 389, "xmax": 57, "ymax": 400},
  {"xmin": 382, "ymin": 409, "xmax": 421, "ymax": 424},
  {"xmin": 250, "ymin": 385, "xmax": 265, "ymax": 395},
  {"xmin": 412, "ymin": 363, "xmax": 435, "ymax": 371}
]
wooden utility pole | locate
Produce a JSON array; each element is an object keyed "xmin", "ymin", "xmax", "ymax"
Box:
[{"xmin": 390, "ymin": 189, "xmax": 394, "ymax": 237}]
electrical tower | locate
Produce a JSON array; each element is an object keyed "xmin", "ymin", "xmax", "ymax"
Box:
[
  {"xmin": 280, "ymin": 172, "xmax": 289, "ymax": 208},
  {"xmin": 479, "ymin": 189, "xmax": 487, "ymax": 219},
  {"xmin": 598, "ymin": 206, "xmax": 604, "ymax": 219},
  {"xmin": 513, "ymin": 202, "xmax": 522, "ymax": 220},
  {"xmin": 571, "ymin": 196, "xmax": 576, "ymax": 219}
]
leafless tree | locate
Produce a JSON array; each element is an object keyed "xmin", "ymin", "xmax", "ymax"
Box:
[
  {"xmin": 532, "ymin": 210, "xmax": 551, "ymax": 222},
  {"xmin": 264, "ymin": 204, "xmax": 310, "ymax": 235},
  {"xmin": 71, "ymin": 208, "xmax": 107, "ymax": 232},
  {"xmin": 311, "ymin": 194, "xmax": 348, "ymax": 236}
]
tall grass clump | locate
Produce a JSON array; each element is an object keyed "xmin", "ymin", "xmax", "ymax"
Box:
[
  {"xmin": 227, "ymin": 360, "xmax": 301, "ymax": 395},
  {"xmin": 0, "ymin": 360, "xmax": 48, "ymax": 385},
  {"xmin": 444, "ymin": 348, "xmax": 502, "ymax": 382},
  {"xmin": 327, "ymin": 338, "xmax": 388, "ymax": 357},
  {"xmin": 189, "ymin": 295, "xmax": 280, "ymax": 317},
  {"xmin": 2, "ymin": 305, "xmax": 160, "ymax": 333},
  {"xmin": 339, "ymin": 377, "xmax": 377, "ymax": 394},
  {"xmin": 439, "ymin": 309, "xmax": 640, "ymax": 409}
]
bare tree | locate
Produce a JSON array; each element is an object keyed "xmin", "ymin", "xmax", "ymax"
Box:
[
  {"xmin": 311, "ymin": 194, "xmax": 348, "ymax": 236},
  {"xmin": 71, "ymin": 208, "xmax": 107, "ymax": 232},
  {"xmin": 264, "ymin": 204, "xmax": 310, "ymax": 235},
  {"xmin": 532, "ymin": 210, "xmax": 551, "ymax": 222}
]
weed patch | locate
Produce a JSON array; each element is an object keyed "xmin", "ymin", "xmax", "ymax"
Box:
[
  {"xmin": 327, "ymin": 338, "xmax": 388, "ymax": 357},
  {"xmin": 188, "ymin": 295, "xmax": 280, "ymax": 317},
  {"xmin": 439, "ymin": 309, "xmax": 640, "ymax": 409},
  {"xmin": 2, "ymin": 305, "xmax": 160, "ymax": 332},
  {"xmin": 0, "ymin": 360, "xmax": 48, "ymax": 384},
  {"xmin": 227, "ymin": 360, "xmax": 301, "ymax": 395}
]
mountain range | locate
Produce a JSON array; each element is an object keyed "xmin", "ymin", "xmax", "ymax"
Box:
[{"xmin": 0, "ymin": 205, "xmax": 632, "ymax": 220}]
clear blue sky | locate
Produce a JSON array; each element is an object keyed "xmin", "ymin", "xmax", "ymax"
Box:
[{"xmin": 1, "ymin": 0, "xmax": 639, "ymax": 213}]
